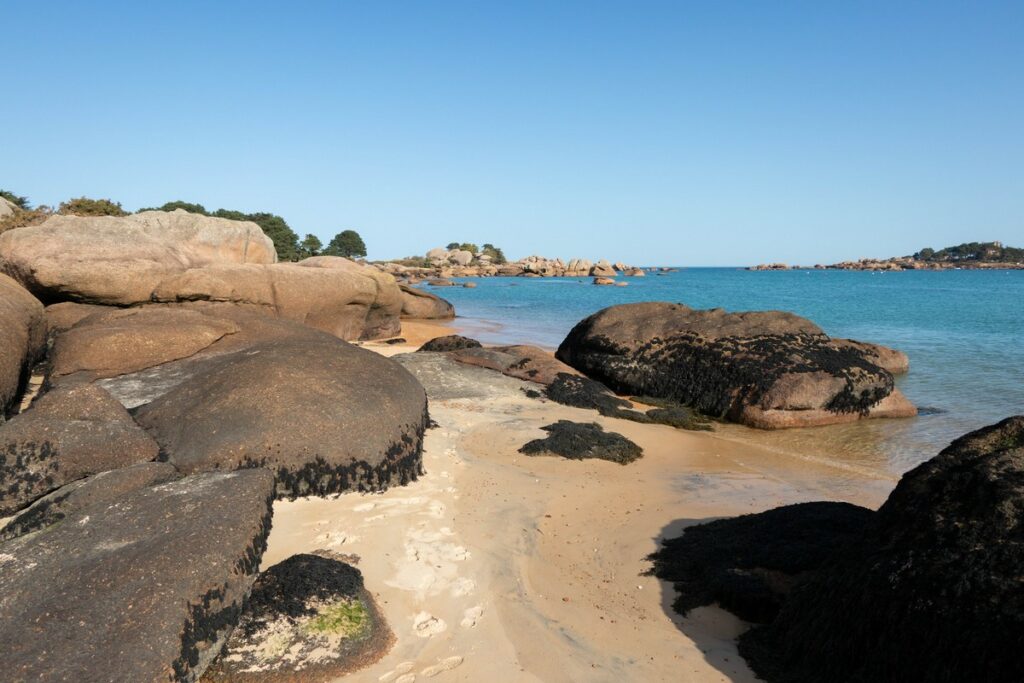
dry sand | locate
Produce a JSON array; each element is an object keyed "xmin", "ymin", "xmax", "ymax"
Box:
[{"xmin": 261, "ymin": 320, "xmax": 898, "ymax": 682}]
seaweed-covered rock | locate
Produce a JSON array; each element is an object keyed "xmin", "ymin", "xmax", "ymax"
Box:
[
  {"xmin": 400, "ymin": 283, "xmax": 455, "ymax": 319},
  {"xmin": 740, "ymin": 416, "xmax": 1024, "ymax": 683},
  {"xmin": 0, "ymin": 469, "xmax": 275, "ymax": 682},
  {"xmin": 135, "ymin": 336, "xmax": 428, "ymax": 498},
  {"xmin": 0, "ymin": 384, "xmax": 160, "ymax": 515},
  {"xmin": 831, "ymin": 338, "xmax": 910, "ymax": 375},
  {"xmin": 545, "ymin": 374, "xmax": 714, "ymax": 431},
  {"xmin": 418, "ymin": 334, "xmax": 483, "ymax": 352},
  {"xmin": 648, "ymin": 502, "xmax": 872, "ymax": 623},
  {"xmin": 0, "ymin": 461, "xmax": 179, "ymax": 541},
  {"xmin": 556, "ymin": 302, "xmax": 916, "ymax": 429},
  {"xmin": 450, "ymin": 345, "xmax": 580, "ymax": 385},
  {"xmin": 205, "ymin": 554, "xmax": 393, "ymax": 681},
  {"xmin": 519, "ymin": 420, "xmax": 642, "ymax": 464},
  {"xmin": 50, "ymin": 307, "xmax": 239, "ymax": 379},
  {"xmin": 0, "ymin": 273, "xmax": 45, "ymax": 417}
]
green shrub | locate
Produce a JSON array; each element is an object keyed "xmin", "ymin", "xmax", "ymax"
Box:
[
  {"xmin": 58, "ymin": 197, "xmax": 127, "ymax": 217},
  {"xmin": 0, "ymin": 190, "xmax": 30, "ymax": 210},
  {"xmin": 300, "ymin": 233, "xmax": 322, "ymax": 258},
  {"xmin": 0, "ymin": 206, "xmax": 53, "ymax": 235},
  {"xmin": 323, "ymin": 229, "xmax": 367, "ymax": 258}
]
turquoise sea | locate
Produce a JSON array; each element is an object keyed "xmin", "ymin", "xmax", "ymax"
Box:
[{"xmin": 424, "ymin": 268, "xmax": 1024, "ymax": 476}]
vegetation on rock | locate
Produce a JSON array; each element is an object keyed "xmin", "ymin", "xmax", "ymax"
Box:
[
  {"xmin": 0, "ymin": 189, "xmax": 30, "ymax": 209},
  {"xmin": 59, "ymin": 197, "xmax": 128, "ymax": 217},
  {"xmin": 914, "ymin": 241, "xmax": 1024, "ymax": 263}
]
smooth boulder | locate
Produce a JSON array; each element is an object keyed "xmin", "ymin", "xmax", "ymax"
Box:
[
  {"xmin": 151, "ymin": 262, "xmax": 401, "ymax": 340},
  {"xmin": 399, "ymin": 283, "xmax": 455, "ymax": 319},
  {"xmin": 0, "ymin": 209, "xmax": 276, "ymax": 304},
  {"xmin": 50, "ymin": 307, "xmax": 240, "ymax": 379},
  {"xmin": 556, "ymin": 302, "xmax": 915, "ymax": 429},
  {"xmin": 739, "ymin": 417, "xmax": 1024, "ymax": 682},
  {"xmin": 449, "ymin": 344, "xmax": 581, "ymax": 386},
  {"xmin": 0, "ymin": 273, "xmax": 45, "ymax": 417},
  {"xmin": 0, "ymin": 469, "xmax": 275, "ymax": 682},
  {"xmin": 135, "ymin": 336, "xmax": 428, "ymax": 498},
  {"xmin": 0, "ymin": 384, "xmax": 159, "ymax": 515}
]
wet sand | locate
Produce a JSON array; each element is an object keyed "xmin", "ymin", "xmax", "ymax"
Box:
[{"xmin": 259, "ymin": 319, "xmax": 900, "ymax": 682}]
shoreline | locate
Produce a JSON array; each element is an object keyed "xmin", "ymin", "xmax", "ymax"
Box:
[{"xmin": 256, "ymin": 319, "xmax": 901, "ymax": 681}]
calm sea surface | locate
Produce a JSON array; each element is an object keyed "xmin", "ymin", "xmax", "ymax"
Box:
[{"xmin": 425, "ymin": 268, "xmax": 1024, "ymax": 476}]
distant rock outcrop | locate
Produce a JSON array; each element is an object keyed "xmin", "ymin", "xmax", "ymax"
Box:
[
  {"xmin": 0, "ymin": 469, "xmax": 275, "ymax": 682},
  {"xmin": 556, "ymin": 302, "xmax": 916, "ymax": 429}
]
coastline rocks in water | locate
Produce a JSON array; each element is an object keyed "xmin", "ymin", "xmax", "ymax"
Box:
[
  {"xmin": 135, "ymin": 336, "xmax": 428, "ymax": 498},
  {"xmin": 0, "ymin": 469, "xmax": 275, "ymax": 682},
  {"xmin": 448, "ymin": 345, "xmax": 580, "ymax": 386},
  {"xmin": 0, "ymin": 273, "xmax": 45, "ymax": 417},
  {"xmin": 0, "ymin": 209, "xmax": 276, "ymax": 304},
  {"xmin": 0, "ymin": 461, "xmax": 179, "ymax": 542},
  {"xmin": 150, "ymin": 262, "xmax": 401, "ymax": 341},
  {"xmin": 418, "ymin": 335, "xmax": 483, "ymax": 352},
  {"xmin": 0, "ymin": 384, "xmax": 160, "ymax": 515},
  {"xmin": 50, "ymin": 307, "xmax": 240, "ymax": 379},
  {"xmin": 205, "ymin": 554, "xmax": 394, "ymax": 681},
  {"xmin": 427, "ymin": 278, "xmax": 455, "ymax": 287},
  {"xmin": 740, "ymin": 416, "xmax": 1024, "ymax": 683},
  {"xmin": 556, "ymin": 302, "xmax": 915, "ymax": 429},
  {"xmin": 593, "ymin": 276, "xmax": 616, "ymax": 285},
  {"xmin": 648, "ymin": 502, "xmax": 872, "ymax": 623},
  {"xmin": 399, "ymin": 283, "xmax": 455, "ymax": 319},
  {"xmin": 590, "ymin": 260, "xmax": 617, "ymax": 277},
  {"xmin": 831, "ymin": 337, "xmax": 910, "ymax": 374},
  {"xmin": 519, "ymin": 420, "xmax": 643, "ymax": 464}
]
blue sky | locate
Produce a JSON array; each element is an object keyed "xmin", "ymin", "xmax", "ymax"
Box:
[{"xmin": 2, "ymin": 1, "xmax": 1021, "ymax": 265}]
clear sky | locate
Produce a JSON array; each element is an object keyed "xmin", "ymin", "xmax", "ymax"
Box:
[{"xmin": 3, "ymin": 1, "xmax": 1021, "ymax": 265}]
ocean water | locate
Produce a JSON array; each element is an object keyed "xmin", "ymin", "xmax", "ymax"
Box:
[{"xmin": 424, "ymin": 268, "xmax": 1024, "ymax": 476}]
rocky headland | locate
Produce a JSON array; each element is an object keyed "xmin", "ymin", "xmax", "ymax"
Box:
[
  {"xmin": 749, "ymin": 240, "xmax": 1024, "ymax": 271},
  {"xmin": 0, "ymin": 205, "xmax": 1017, "ymax": 682}
]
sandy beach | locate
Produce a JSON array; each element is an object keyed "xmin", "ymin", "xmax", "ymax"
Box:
[{"xmin": 260, "ymin": 321, "xmax": 898, "ymax": 682}]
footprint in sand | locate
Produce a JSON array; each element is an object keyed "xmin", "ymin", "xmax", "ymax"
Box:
[
  {"xmin": 460, "ymin": 605, "xmax": 483, "ymax": 628},
  {"xmin": 421, "ymin": 656, "xmax": 464, "ymax": 677},
  {"xmin": 412, "ymin": 612, "xmax": 447, "ymax": 638},
  {"xmin": 378, "ymin": 662, "xmax": 415, "ymax": 682}
]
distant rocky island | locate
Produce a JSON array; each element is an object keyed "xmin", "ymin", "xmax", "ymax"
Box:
[
  {"xmin": 749, "ymin": 241, "xmax": 1024, "ymax": 271},
  {"xmin": 374, "ymin": 245, "xmax": 677, "ymax": 286}
]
